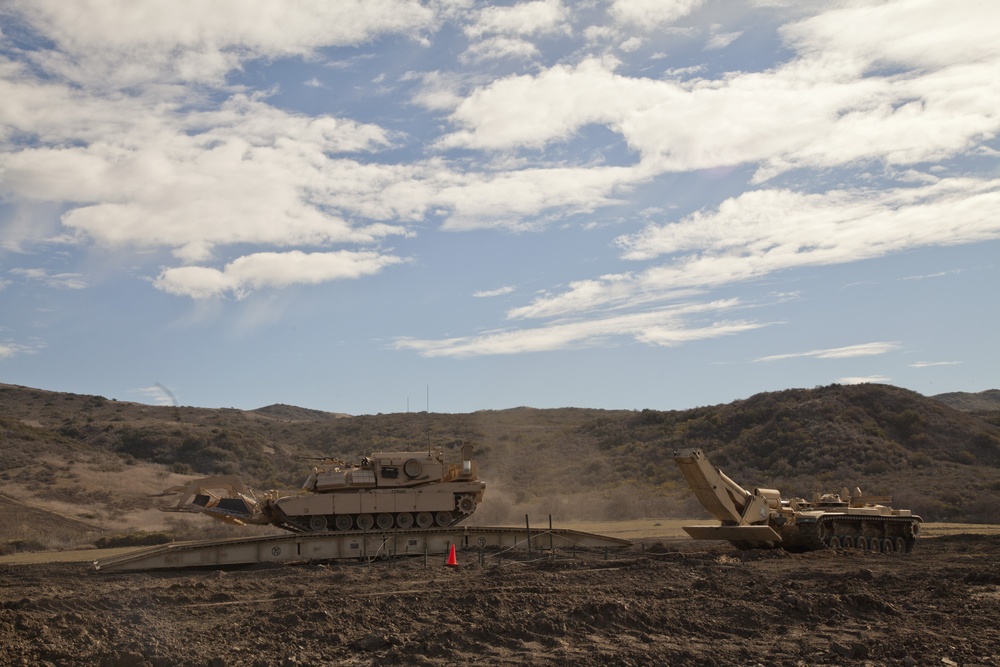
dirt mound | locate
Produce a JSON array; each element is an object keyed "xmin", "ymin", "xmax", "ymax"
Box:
[{"xmin": 2, "ymin": 536, "xmax": 999, "ymax": 665}]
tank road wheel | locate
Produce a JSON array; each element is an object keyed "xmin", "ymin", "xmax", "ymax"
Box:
[
  {"xmin": 396, "ymin": 512, "xmax": 414, "ymax": 529},
  {"xmin": 869, "ymin": 537, "xmax": 882, "ymax": 553},
  {"xmin": 894, "ymin": 536, "xmax": 907, "ymax": 554},
  {"xmin": 376, "ymin": 513, "xmax": 394, "ymax": 530},
  {"xmin": 415, "ymin": 512, "xmax": 434, "ymax": 529},
  {"xmin": 842, "ymin": 536, "xmax": 855, "ymax": 549},
  {"xmin": 356, "ymin": 514, "xmax": 374, "ymax": 531},
  {"xmin": 308, "ymin": 515, "xmax": 328, "ymax": 532},
  {"xmin": 457, "ymin": 495, "xmax": 477, "ymax": 514},
  {"xmin": 435, "ymin": 511, "xmax": 453, "ymax": 527},
  {"xmin": 856, "ymin": 537, "xmax": 868, "ymax": 550},
  {"xmin": 829, "ymin": 536, "xmax": 842, "ymax": 549},
  {"xmin": 335, "ymin": 515, "xmax": 354, "ymax": 531},
  {"xmin": 882, "ymin": 539, "xmax": 895, "ymax": 554}
]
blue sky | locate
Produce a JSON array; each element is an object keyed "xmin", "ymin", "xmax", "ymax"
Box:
[{"xmin": 1, "ymin": 0, "xmax": 998, "ymax": 414}]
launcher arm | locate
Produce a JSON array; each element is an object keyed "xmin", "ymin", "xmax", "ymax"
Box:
[{"xmin": 672, "ymin": 448, "xmax": 773, "ymax": 526}]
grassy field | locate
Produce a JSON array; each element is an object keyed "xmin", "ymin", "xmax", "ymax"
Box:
[{"xmin": 2, "ymin": 520, "xmax": 997, "ymax": 566}]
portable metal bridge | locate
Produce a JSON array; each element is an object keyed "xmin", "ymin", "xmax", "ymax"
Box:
[{"xmin": 93, "ymin": 525, "xmax": 631, "ymax": 572}]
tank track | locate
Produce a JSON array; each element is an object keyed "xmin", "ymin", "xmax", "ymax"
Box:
[
  {"xmin": 264, "ymin": 506, "xmax": 475, "ymax": 534},
  {"xmin": 727, "ymin": 516, "xmax": 920, "ymax": 552},
  {"xmin": 789, "ymin": 515, "xmax": 920, "ymax": 553}
]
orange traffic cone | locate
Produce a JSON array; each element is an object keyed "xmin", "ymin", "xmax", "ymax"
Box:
[{"xmin": 445, "ymin": 543, "xmax": 458, "ymax": 567}]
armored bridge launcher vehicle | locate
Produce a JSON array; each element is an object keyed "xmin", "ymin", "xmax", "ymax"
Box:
[
  {"xmin": 673, "ymin": 448, "xmax": 921, "ymax": 552},
  {"xmin": 158, "ymin": 444, "xmax": 486, "ymax": 533}
]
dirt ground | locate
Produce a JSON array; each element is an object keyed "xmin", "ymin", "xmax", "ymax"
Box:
[{"xmin": 1, "ymin": 534, "xmax": 999, "ymax": 667}]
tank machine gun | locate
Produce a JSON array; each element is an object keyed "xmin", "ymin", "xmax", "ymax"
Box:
[
  {"xmin": 158, "ymin": 444, "xmax": 485, "ymax": 533},
  {"xmin": 672, "ymin": 448, "xmax": 921, "ymax": 552}
]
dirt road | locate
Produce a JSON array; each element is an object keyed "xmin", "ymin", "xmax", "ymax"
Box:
[{"xmin": 2, "ymin": 535, "xmax": 999, "ymax": 666}]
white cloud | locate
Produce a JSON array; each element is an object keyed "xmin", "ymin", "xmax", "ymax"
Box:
[
  {"xmin": 621, "ymin": 178, "xmax": 1000, "ymax": 262},
  {"xmin": 705, "ymin": 31, "xmax": 742, "ymax": 50},
  {"xmin": 782, "ymin": 0, "xmax": 998, "ymax": 72},
  {"xmin": 619, "ymin": 37, "xmax": 644, "ymax": 53},
  {"xmin": 437, "ymin": 58, "xmax": 640, "ymax": 151},
  {"xmin": 394, "ymin": 298, "xmax": 761, "ymax": 357},
  {"xmin": 0, "ymin": 344, "xmax": 23, "ymax": 360},
  {"xmin": 2, "ymin": 51, "xmax": 645, "ymax": 265},
  {"xmin": 839, "ymin": 376, "xmax": 891, "ymax": 385},
  {"xmin": 132, "ymin": 385, "xmax": 178, "ymax": 406},
  {"xmin": 464, "ymin": 0, "xmax": 568, "ymax": 39},
  {"xmin": 0, "ymin": 2, "xmax": 446, "ymax": 298},
  {"xmin": 3, "ymin": 0, "xmax": 1000, "ymax": 365},
  {"xmin": 500, "ymin": 177, "xmax": 1000, "ymax": 321},
  {"xmin": 439, "ymin": 1, "xmax": 1000, "ymax": 182},
  {"xmin": 7, "ymin": 1, "xmax": 994, "ymax": 266},
  {"xmin": 901, "ymin": 269, "xmax": 962, "ymax": 281},
  {"xmin": 9, "ymin": 268, "xmax": 86, "ymax": 289},
  {"xmin": 609, "ymin": 0, "xmax": 706, "ymax": 29},
  {"xmin": 435, "ymin": 164, "xmax": 641, "ymax": 231},
  {"xmin": 909, "ymin": 361, "xmax": 962, "ymax": 368},
  {"xmin": 407, "ymin": 70, "xmax": 466, "ymax": 111},
  {"xmin": 508, "ymin": 272, "xmax": 637, "ymax": 320},
  {"xmin": 473, "ymin": 285, "xmax": 515, "ymax": 298},
  {"xmin": 10, "ymin": 0, "xmax": 435, "ymax": 87},
  {"xmin": 0, "ymin": 91, "xmax": 405, "ymax": 263},
  {"xmin": 753, "ymin": 342, "xmax": 900, "ymax": 363},
  {"xmin": 154, "ymin": 250, "xmax": 406, "ymax": 299},
  {"xmin": 0, "ymin": 341, "xmax": 44, "ymax": 360},
  {"xmin": 463, "ymin": 37, "xmax": 540, "ymax": 62}
]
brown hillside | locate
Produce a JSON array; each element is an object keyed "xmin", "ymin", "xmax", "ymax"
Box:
[
  {"xmin": 933, "ymin": 389, "xmax": 1000, "ymax": 413},
  {"xmin": 1, "ymin": 382, "xmax": 999, "ymax": 552}
]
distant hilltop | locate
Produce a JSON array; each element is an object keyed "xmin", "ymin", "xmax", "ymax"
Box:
[
  {"xmin": 250, "ymin": 403, "xmax": 351, "ymax": 421},
  {"xmin": 933, "ymin": 389, "xmax": 1000, "ymax": 412}
]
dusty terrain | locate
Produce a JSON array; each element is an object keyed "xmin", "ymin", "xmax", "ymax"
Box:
[{"xmin": 2, "ymin": 534, "xmax": 999, "ymax": 666}]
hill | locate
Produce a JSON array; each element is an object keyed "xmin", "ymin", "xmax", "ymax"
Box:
[
  {"xmin": 933, "ymin": 389, "xmax": 1000, "ymax": 413},
  {"xmin": 1, "ymin": 382, "xmax": 999, "ymax": 551}
]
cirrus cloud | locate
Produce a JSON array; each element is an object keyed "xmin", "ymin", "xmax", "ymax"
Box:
[
  {"xmin": 753, "ymin": 342, "xmax": 900, "ymax": 363},
  {"xmin": 394, "ymin": 298, "xmax": 764, "ymax": 357}
]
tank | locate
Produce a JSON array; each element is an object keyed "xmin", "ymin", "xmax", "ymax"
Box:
[
  {"xmin": 673, "ymin": 448, "xmax": 922, "ymax": 552},
  {"xmin": 158, "ymin": 443, "xmax": 486, "ymax": 533}
]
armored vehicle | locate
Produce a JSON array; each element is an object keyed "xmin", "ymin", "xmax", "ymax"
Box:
[
  {"xmin": 159, "ymin": 444, "xmax": 486, "ymax": 533},
  {"xmin": 673, "ymin": 448, "xmax": 921, "ymax": 552}
]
